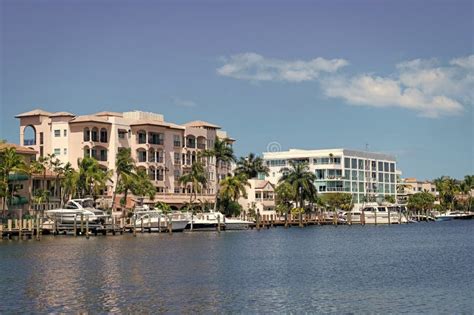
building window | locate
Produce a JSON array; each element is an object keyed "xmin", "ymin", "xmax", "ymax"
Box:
[
  {"xmin": 100, "ymin": 128, "xmax": 108, "ymax": 143},
  {"xmin": 137, "ymin": 150, "xmax": 147, "ymax": 162},
  {"xmin": 173, "ymin": 135, "xmax": 181, "ymax": 147},
  {"xmin": 138, "ymin": 131, "xmax": 147, "ymax": 144},
  {"xmin": 91, "ymin": 128, "xmax": 99, "ymax": 142},
  {"xmin": 118, "ymin": 130, "xmax": 127, "ymax": 139},
  {"xmin": 174, "ymin": 153, "xmax": 181, "ymax": 164},
  {"xmin": 83, "ymin": 128, "xmax": 90, "ymax": 141},
  {"xmin": 84, "ymin": 147, "xmax": 90, "ymax": 157},
  {"xmin": 344, "ymin": 158, "xmax": 350, "ymax": 168},
  {"xmin": 358, "ymin": 159, "xmax": 364, "ymax": 170},
  {"xmin": 63, "ymin": 129, "xmax": 67, "ymax": 137},
  {"xmin": 54, "ymin": 148, "xmax": 60, "ymax": 155},
  {"xmin": 63, "ymin": 148, "xmax": 67, "ymax": 155},
  {"xmin": 351, "ymin": 158, "xmax": 357, "ymax": 169},
  {"xmin": 100, "ymin": 149, "xmax": 107, "ymax": 161},
  {"xmin": 384, "ymin": 162, "xmax": 389, "ymax": 172},
  {"xmin": 174, "ymin": 169, "xmax": 181, "ymax": 181},
  {"xmin": 54, "ymin": 129, "xmax": 60, "ymax": 137},
  {"xmin": 148, "ymin": 132, "xmax": 164, "ymax": 145},
  {"xmin": 378, "ymin": 161, "xmax": 383, "ymax": 171},
  {"xmin": 390, "ymin": 163, "xmax": 395, "ymax": 172}
]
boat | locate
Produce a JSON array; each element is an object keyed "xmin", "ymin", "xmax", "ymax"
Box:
[
  {"xmin": 223, "ymin": 217, "xmax": 253, "ymax": 230},
  {"xmin": 131, "ymin": 206, "xmax": 190, "ymax": 232},
  {"xmin": 343, "ymin": 204, "xmax": 408, "ymax": 224},
  {"xmin": 44, "ymin": 198, "xmax": 100, "ymax": 224},
  {"xmin": 186, "ymin": 211, "xmax": 226, "ymax": 231},
  {"xmin": 435, "ymin": 211, "xmax": 474, "ymax": 221}
]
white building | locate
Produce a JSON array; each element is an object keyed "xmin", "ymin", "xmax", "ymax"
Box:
[
  {"xmin": 262, "ymin": 148, "xmax": 398, "ymax": 205},
  {"xmin": 238, "ymin": 179, "xmax": 276, "ymax": 217}
]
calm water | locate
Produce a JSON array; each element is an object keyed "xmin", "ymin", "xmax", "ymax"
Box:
[{"xmin": 0, "ymin": 221, "xmax": 473, "ymax": 313}]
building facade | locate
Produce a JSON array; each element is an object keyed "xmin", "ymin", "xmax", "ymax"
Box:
[
  {"xmin": 263, "ymin": 148, "xmax": 398, "ymax": 205},
  {"xmin": 397, "ymin": 177, "xmax": 438, "ymax": 204},
  {"xmin": 16, "ymin": 109, "xmax": 234, "ymax": 209},
  {"xmin": 238, "ymin": 179, "xmax": 276, "ymax": 217}
]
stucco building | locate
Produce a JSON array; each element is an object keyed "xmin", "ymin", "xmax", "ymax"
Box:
[{"xmin": 16, "ymin": 109, "xmax": 234, "ymax": 209}]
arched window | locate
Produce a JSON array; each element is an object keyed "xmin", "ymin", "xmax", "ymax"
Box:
[
  {"xmin": 100, "ymin": 128, "xmax": 108, "ymax": 143},
  {"xmin": 149, "ymin": 148, "xmax": 155, "ymax": 162},
  {"xmin": 83, "ymin": 128, "xmax": 90, "ymax": 142},
  {"xmin": 148, "ymin": 167, "xmax": 156, "ymax": 181},
  {"xmin": 137, "ymin": 149, "xmax": 147, "ymax": 162},
  {"xmin": 23, "ymin": 125, "xmax": 36, "ymax": 146},
  {"xmin": 91, "ymin": 127, "xmax": 99, "ymax": 142}
]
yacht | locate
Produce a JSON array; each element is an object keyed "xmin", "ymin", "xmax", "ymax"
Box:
[
  {"xmin": 186, "ymin": 211, "xmax": 226, "ymax": 231},
  {"xmin": 131, "ymin": 206, "xmax": 189, "ymax": 232},
  {"xmin": 343, "ymin": 204, "xmax": 408, "ymax": 224},
  {"xmin": 44, "ymin": 198, "xmax": 99, "ymax": 224}
]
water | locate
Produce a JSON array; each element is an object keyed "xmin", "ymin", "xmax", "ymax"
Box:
[{"xmin": 1, "ymin": 221, "xmax": 473, "ymax": 313}]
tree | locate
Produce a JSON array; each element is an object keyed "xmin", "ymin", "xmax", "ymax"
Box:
[
  {"xmin": 77, "ymin": 157, "xmax": 112, "ymax": 199},
  {"xmin": 235, "ymin": 153, "xmax": 270, "ymax": 179},
  {"xmin": 61, "ymin": 162, "xmax": 78, "ymax": 203},
  {"xmin": 408, "ymin": 192, "xmax": 435, "ymax": 216},
  {"xmin": 434, "ymin": 176, "xmax": 459, "ymax": 211},
  {"xmin": 179, "ymin": 160, "xmax": 208, "ymax": 206},
  {"xmin": 320, "ymin": 193, "xmax": 353, "ymax": 224},
  {"xmin": 111, "ymin": 148, "xmax": 135, "ymax": 211},
  {"xmin": 202, "ymin": 137, "xmax": 236, "ymax": 209},
  {"xmin": 130, "ymin": 168, "xmax": 156, "ymax": 205},
  {"xmin": 459, "ymin": 175, "xmax": 473, "ymax": 212},
  {"xmin": 384, "ymin": 195, "xmax": 396, "ymax": 204},
  {"xmin": 219, "ymin": 174, "xmax": 249, "ymax": 203},
  {"xmin": 49, "ymin": 156, "xmax": 64, "ymax": 202},
  {"xmin": 275, "ymin": 181, "xmax": 295, "ymax": 216},
  {"xmin": 0, "ymin": 148, "xmax": 28, "ymax": 218}
]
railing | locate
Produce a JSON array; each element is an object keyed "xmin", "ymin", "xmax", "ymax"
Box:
[
  {"xmin": 23, "ymin": 139, "xmax": 35, "ymax": 146},
  {"xmin": 197, "ymin": 143, "xmax": 206, "ymax": 149}
]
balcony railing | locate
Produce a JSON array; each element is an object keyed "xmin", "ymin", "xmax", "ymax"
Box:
[
  {"xmin": 23, "ymin": 139, "xmax": 35, "ymax": 146},
  {"xmin": 197, "ymin": 143, "xmax": 206, "ymax": 149}
]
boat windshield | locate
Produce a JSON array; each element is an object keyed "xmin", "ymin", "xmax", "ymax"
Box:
[
  {"xmin": 80, "ymin": 199, "xmax": 95, "ymax": 208},
  {"xmin": 377, "ymin": 207, "xmax": 386, "ymax": 212}
]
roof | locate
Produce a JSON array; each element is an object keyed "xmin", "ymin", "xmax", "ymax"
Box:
[
  {"xmin": 130, "ymin": 120, "xmax": 185, "ymax": 130},
  {"xmin": 49, "ymin": 111, "xmax": 75, "ymax": 117},
  {"xmin": 184, "ymin": 120, "xmax": 221, "ymax": 129},
  {"xmin": 15, "ymin": 109, "xmax": 53, "ymax": 118},
  {"xmin": 0, "ymin": 143, "xmax": 37, "ymax": 155},
  {"xmin": 69, "ymin": 115, "xmax": 111, "ymax": 124},
  {"xmin": 253, "ymin": 180, "xmax": 274, "ymax": 190},
  {"xmin": 94, "ymin": 111, "xmax": 123, "ymax": 117}
]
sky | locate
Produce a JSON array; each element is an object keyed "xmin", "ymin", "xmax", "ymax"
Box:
[{"xmin": 1, "ymin": 0, "xmax": 473, "ymax": 180}]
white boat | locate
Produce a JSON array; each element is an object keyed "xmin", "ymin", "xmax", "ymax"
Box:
[
  {"xmin": 343, "ymin": 204, "xmax": 408, "ymax": 224},
  {"xmin": 435, "ymin": 211, "xmax": 474, "ymax": 221},
  {"xmin": 45, "ymin": 198, "xmax": 99, "ymax": 224},
  {"xmin": 223, "ymin": 217, "xmax": 253, "ymax": 230},
  {"xmin": 132, "ymin": 206, "xmax": 189, "ymax": 232},
  {"xmin": 186, "ymin": 211, "xmax": 226, "ymax": 231}
]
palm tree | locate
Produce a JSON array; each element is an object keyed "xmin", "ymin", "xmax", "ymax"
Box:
[
  {"xmin": 77, "ymin": 157, "xmax": 112, "ymax": 199},
  {"xmin": 61, "ymin": 162, "xmax": 78, "ymax": 204},
  {"xmin": 279, "ymin": 160, "xmax": 317, "ymax": 226},
  {"xmin": 111, "ymin": 148, "xmax": 135, "ymax": 211},
  {"xmin": 131, "ymin": 168, "xmax": 156, "ymax": 206},
  {"xmin": 202, "ymin": 137, "xmax": 236, "ymax": 209},
  {"xmin": 0, "ymin": 148, "xmax": 28, "ymax": 218},
  {"xmin": 235, "ymin": 153, "xmax": 270, "ymax": 179},
  {"xmin": 275, "ymin": 181, "xmax": 295, "ymax": 227},
  {"xmin": 219, "ymin": 174, "xmax": 250, "ymax": 202},
  {"xmin": 459, "ymin": 175, "xmax": 473, "ymax": 212},
  {"xmin": 50, "ymin": 156, "xmax": 64, "ymax": 202},
  {"xmin": 434, "ymin": 176, "xmax": 459, "ymax": 211},
  {"xmin": 179, "ymin": 160, "xmax": 208, "ymax": 208}
]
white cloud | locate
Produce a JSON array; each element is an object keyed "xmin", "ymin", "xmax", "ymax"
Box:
[
  {"xmin": 322, "ymin": 55, "xmax": 473, "ymax": 118},
  {"xmin": 172, "ymin": 97, "xmax": 197, "ymax": 107},
  {"xmin": 217, "ymin": 52, "xmax": 349, "ymax": 82},
  {"xmin": 450, "ymin": 55, "xmax": 474, "ymax": 70}
]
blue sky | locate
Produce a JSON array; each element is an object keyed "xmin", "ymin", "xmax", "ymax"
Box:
[{"xmin": 1, "ymin": 0, "xmax": 473, "ymax": 180}]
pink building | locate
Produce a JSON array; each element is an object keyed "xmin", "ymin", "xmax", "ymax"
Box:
[{"xmin": 16, "ymin": 109, "xmax": 234, "ymax": 209}]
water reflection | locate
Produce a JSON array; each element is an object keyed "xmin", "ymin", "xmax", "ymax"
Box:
[{"xmin": 1, "ymin": 221, "xmax": 473, "ymax": 313}]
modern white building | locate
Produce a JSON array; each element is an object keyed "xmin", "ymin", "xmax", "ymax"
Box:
[{"xmin": 262, "ymin": 148, "xmax": 398, "ymax": 205}]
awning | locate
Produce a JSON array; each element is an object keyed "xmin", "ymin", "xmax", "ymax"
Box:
[{"xmin": 8, "ymin": 173, "xmax": 29, "ymax": 181}]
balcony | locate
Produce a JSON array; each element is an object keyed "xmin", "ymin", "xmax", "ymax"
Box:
[{"xmin": 197, "ymin": 143, "xmax": 206, "ymax": 150}]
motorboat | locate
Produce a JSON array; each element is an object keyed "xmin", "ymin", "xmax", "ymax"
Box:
[
  {"xmin": 44, "ymin": 198, "xmax": 100, "ymax": 224},
  {"xmin": 435, "ymin": 211, "xmax": 474, "ymax": 221},
  {"xmin": 223, "ymin": 217, "xmax": 254, "ymax": 230},
  {"xmin": 343, "ymin": 204, "xmax": 408, "ymax": 224},
  {"xmin": 186, "ymin": 211, "xmax": 226, "ymax": 231},
  {"xmin": 131, "ymin": 206, "xmax": 189, "ymax": 232}
]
